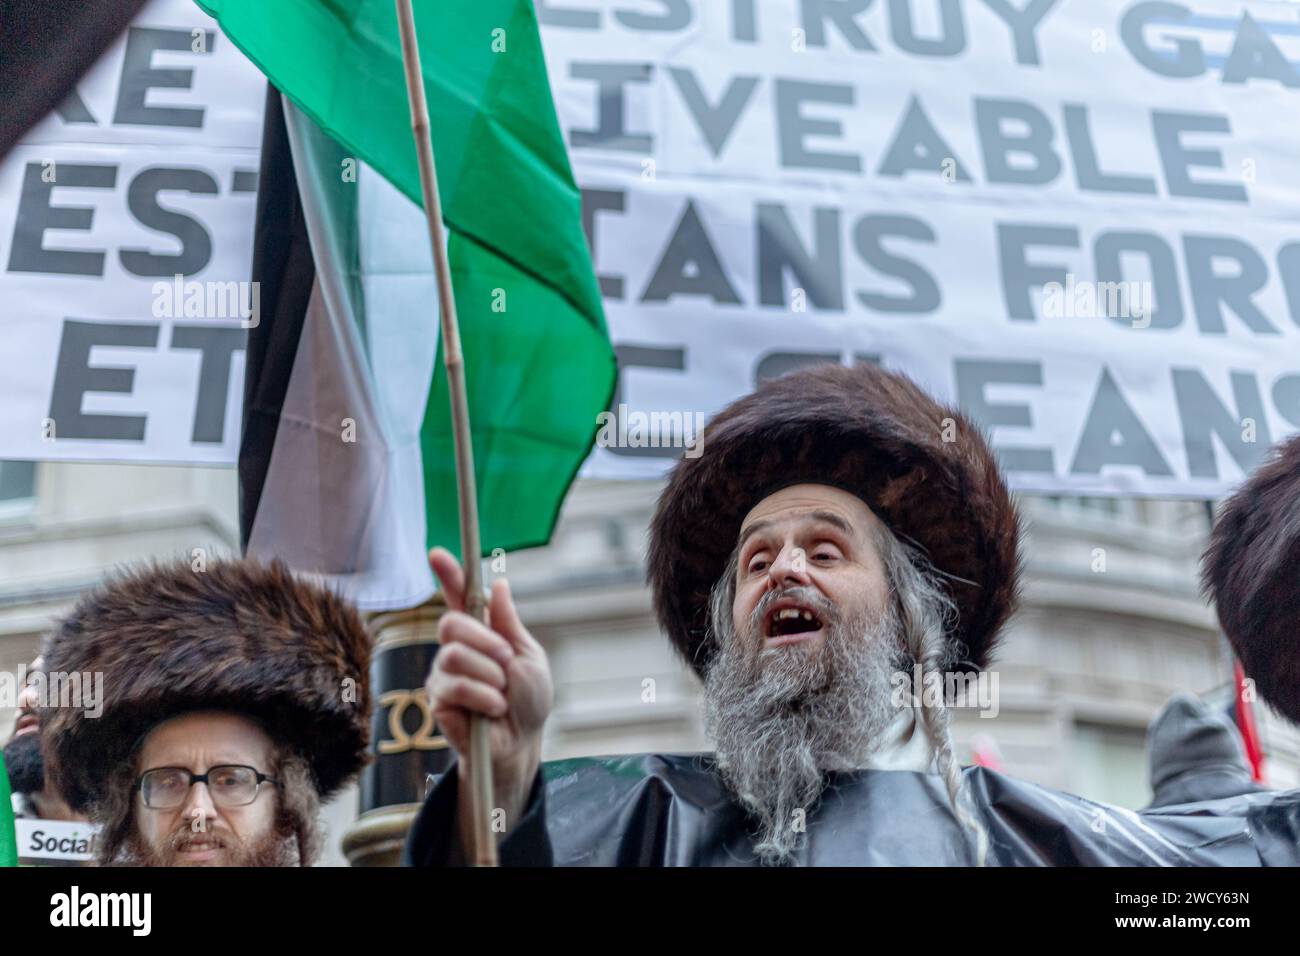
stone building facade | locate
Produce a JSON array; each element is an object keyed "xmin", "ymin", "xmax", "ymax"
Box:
[{"xmin": 2, "ymin": 462, "xmax": 1296, "ymax": 865}]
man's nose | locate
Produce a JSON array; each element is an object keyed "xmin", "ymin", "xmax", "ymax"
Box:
[
  {"xmin": 767, "ymin": 543, "xmax": 810, "ymax": 588},
  {"xmin": 180, "ymin": 781, "xmax": 218, "ymax": 823},
  {"xmin": 17, "ymin": 682, "xmax": 38, "ymax": 711}
]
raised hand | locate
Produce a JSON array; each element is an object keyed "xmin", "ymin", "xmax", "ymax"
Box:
[{"xmin": 425, "ymin": 547, "xmax": 553, "ymax": 845}]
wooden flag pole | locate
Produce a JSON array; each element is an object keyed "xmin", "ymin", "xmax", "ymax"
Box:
[{"xmin": 395, "ymin": 0, "xmax": 497, "ymax": 867}]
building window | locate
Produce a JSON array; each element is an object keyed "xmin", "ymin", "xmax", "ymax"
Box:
[
  {"xmin": 1041, "ymin": 495, "xmax": 1142, "ymax": 524},
  {"xmin": 1069, "ymin": 721, "xmax": 1152, "ymax": 810},
  {"xmin": 0, "ymin": 460, "xmax": 37, "ymax": 513}
]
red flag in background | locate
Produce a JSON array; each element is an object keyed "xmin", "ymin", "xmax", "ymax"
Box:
[
  {"xmin": 1233, "ymin": 659, "xmax": 1266, "ymax": 783},
  {"xmin": 970, "ymin": 734, "xmax": 1004, "ymax": 772}
]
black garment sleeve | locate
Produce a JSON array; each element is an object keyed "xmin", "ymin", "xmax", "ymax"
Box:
[{"xmin": 401, "ymin": 759, "xmax": 553, "ymax": 867}]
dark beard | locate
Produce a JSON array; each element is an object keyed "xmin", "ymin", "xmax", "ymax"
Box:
[
  {"xmin": 704, "ymin": 587, "xmax": 905, "ymax": 866},
  {"xmin": 2, "ymin": 731, "xmax": 44, "ymax": 795},
  {"xmin": 122, "ymin": 824, "xmax": 297, "ymax": 867}
]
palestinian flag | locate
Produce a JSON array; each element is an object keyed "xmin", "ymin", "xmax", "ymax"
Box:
[{"xmin": 200, "ymin": 0, "xmax": 616, "ymax": 608}]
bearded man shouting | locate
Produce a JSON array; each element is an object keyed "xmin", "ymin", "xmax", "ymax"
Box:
[{"xmin": 406, "ymin": 363, "xmax": 1300, "ymax": 867}]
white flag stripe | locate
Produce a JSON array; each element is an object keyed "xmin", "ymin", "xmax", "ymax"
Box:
[{"xmin": 246, "ymin": 101, "xmax": 437, "ymax": 609}]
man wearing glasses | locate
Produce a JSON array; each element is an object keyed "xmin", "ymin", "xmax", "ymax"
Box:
[
  {"xmin": 38, "ymin": 558, "xmax": 372, "ymax": 866},
  {"xmin": 121, "ymin": 712, "xmax": 299, "ymax": 866}
]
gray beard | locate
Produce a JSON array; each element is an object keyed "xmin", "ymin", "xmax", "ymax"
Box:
[{"xmin": 704, "ymin": 587, "xmax": 905, "ymax": 866}]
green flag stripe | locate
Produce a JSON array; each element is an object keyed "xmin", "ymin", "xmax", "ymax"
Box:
[
  {"xmin": 423, "ymin": 234, "xmax": 615, "ymax": 559},
  {"xmin": 0, "ymin": 754, "xmax": 17, "ymax": 867},
  {"xmin": 195, "ymin": 0, "xmax": 605, "ymax": 335}
]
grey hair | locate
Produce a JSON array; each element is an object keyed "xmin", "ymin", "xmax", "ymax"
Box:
[
  {"xmin": 868, "ymin": 523, "xmax": 989, "ymax": 865},
  {"xmin": 707, "ymin": 520, "xmax": 990, "ymax": 866}
]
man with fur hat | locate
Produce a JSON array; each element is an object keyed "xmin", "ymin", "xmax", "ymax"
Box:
[
  {"xmin": 406, "ymin": 363, "xmax": 1300, "ymax": 867},
  {"xmin": 1203, "ymin": 432, "xmax": 1300, "ymax": 736},
  {"xmin": 39, "ymin": 558, "xmax": 371, "ymax": 866}
]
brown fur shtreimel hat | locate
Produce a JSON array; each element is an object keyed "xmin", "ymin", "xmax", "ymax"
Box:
[
  {"xmin": 1203, "ymin": 434, "xmax": 1300, "ymax": 724},
  {"xmin": 647, "ymin": 362, "xmax": 1022, "ymax": 679},
  {"xmin": 40, "ymin": 558, "xmax": 372, "ymax": 811}
]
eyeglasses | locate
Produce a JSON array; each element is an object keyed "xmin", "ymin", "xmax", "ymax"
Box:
[{"xmin": 136, "ymin": 765, "xmax": 277, "ymax": 810}]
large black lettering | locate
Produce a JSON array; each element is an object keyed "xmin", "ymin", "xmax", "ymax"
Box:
[
  {"xmin": 113, "ymin": 27, "xmax": 214, "ymax": 128},
  {"xmin": 170, "ymin": 324, "xmax": 246, "ymax": 443},
  {"xmin": 7, "ymin": 163, "xmax": 116, "ymax": 276},
  {"xmin": 641, "ymin": 202, "xmax": 742, "ymax": 304},
  {"xmin": 119, "ymin": 167, "xmax": 218, "ymax": 277},
  {"xmin": 48, "ymin": 321, "xmax": 159, "ymax": 441}
]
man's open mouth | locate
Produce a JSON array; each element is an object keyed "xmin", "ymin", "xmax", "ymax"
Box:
[
  {"xmin": 13, "ymin": 713, "xmax": 38, "ymax": 736},
  {"xmin": 764, "ymin": 603, "xmax": 824, "ymax": 641}
]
